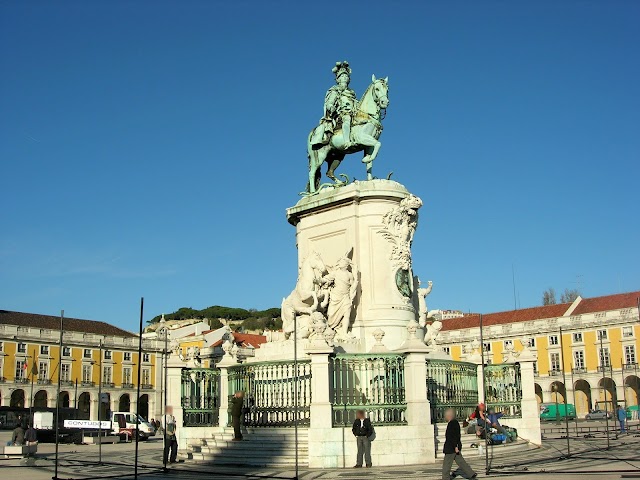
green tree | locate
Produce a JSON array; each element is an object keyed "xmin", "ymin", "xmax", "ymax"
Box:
[{"xmin": 542, "ymin": 288, "xmax": 557, "ymax": 306}]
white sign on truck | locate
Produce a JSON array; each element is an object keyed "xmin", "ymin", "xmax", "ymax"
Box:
[{"xmin": 63, "ymin": 420, "xmax": 112, "ymax": 429}]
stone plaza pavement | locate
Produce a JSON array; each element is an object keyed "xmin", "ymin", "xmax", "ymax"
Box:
[{"xmin": 1, "ymin": 431, "xmax": 639, "ymax": 480}]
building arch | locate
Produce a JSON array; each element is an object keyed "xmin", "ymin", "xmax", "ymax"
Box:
[
  {"xmin": 574, "ymin": 379, "xmax": 592, "ymax": 416},
  {"xmin": 534, "ymin": 383, "xmax": 543, "ymax": 405},
  {"xmin": 119, "ymin": 394, "xmax": 131, "ymax": 412},
  {"xmin": 138, "ymin": 394, "xmax": 149, "ymax": 420},
  {"xmin": 624, "ymin": 375, "xmax": 640, "ymax": 407},
  {"xmin": 34, "ymin": 390, "xmax": 48, "ymax": 408},
  {"xmin": 78, "ymin": 392, "xmax": 91, "ymax": 419},
  {"xmin": 10, "ymin": 389, "xmax": 25, "ymax": 408},
  {"xmin": 597, "ymin": 377, "xmax": 617, "ymax": 409},
  {"xmin": 59, "ymin": 391, "xmax": 70, "ymax": 408},
  {"xmin": 550, "ymin": 381, "xmax": 566, "ymax": 404}
]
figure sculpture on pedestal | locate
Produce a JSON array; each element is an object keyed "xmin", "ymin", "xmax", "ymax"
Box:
[
  {"xmin": 414, "ymin": 277, "xmax": 433, "ymax": 327},
  {"xmin": 423, "ymin": 320, "xmax": 442, "ymax": 347},
  {"xmin": 307, "ymin": 61, "xmax": 390, "ymax": 194},
  {"xmin": 325, "ymin": 254, "xmax": 358, "ymax": 340},
  {"xmin": 281, "ymin": 252, "xmax": 328, "ymax": 339}
]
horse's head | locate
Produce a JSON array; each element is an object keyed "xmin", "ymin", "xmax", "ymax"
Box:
[
  {"xmin": 371, "ymin": 74, "xmax": 389, "ymax": 109},
  {"xmin": 305, "ymin": 251, "xmax": 327, "ymax": 276}
]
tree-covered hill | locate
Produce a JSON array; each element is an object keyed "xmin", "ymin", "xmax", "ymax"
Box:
[{"xmin": 148, "ymin": 305, "xmax": 282, "ymax": 332}]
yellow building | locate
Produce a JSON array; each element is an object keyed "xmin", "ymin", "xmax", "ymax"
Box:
[
  {"xmin": 0, "ymin": 310, "xmax": 163, "ymax": 421},
  {"xmin": 437, "ymin": 291, "xmax": 640, "ymax": 418}
]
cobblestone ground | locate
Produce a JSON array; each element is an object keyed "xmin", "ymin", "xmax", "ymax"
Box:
[{"xmin": 1, "ymin": 431, "xmax": 639, "ymax": 480}]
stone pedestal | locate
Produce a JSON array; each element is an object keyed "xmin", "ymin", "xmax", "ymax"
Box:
[{"xmin": 287, "ymin": 180, "xmax": 420, "ymax": 352}]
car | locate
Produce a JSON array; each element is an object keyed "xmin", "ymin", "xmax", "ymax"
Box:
[{"xmin": 585, "ymin": 409, "xmax": 612, "ymax": 420}]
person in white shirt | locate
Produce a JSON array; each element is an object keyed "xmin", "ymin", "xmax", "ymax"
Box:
[{"xmin": 162, "ymin": 406, "xmax": 178, "ymax": 465}]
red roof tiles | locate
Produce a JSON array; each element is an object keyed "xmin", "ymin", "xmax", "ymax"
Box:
[
  {"xmin": 571, "ymin": 291, "xmax": 640, "ymax": 315},
  {"xmin": 0, "ymin": 310, "xmax": 136, "ymax": 337}
]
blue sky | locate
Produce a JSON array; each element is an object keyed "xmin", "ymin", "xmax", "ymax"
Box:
[{"xmin": 1, "ymin": 1, "xmax": 638, "ymax": 331}]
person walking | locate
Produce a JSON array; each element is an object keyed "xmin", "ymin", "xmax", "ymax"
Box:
[
  {"xmin": 162, "ymin": 406, "xmax": 178, "ymax": 465},
  {"xmin": 352, "ymin": 410, "xmax": 373, "ymax": 468},
  {"xmin": 231, "ymin": 391, "xmax": 245, "ymax": 441},
  {"xmin": 617, "ymin": 405, "xmax": 627, "ymax": 433},
  {"xmin": 442, "ymin": 408, "xmax": 477, "ymax": 480}
]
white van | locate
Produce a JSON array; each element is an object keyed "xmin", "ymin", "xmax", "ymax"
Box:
[{"xmin": 110, "ymin": 412, "xmax": 155, "ymax": 440}]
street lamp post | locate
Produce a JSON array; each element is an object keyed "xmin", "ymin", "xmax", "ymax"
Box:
[{"xmin": 553, "ymin": 384, "xmax": 560, "ymax": 425}]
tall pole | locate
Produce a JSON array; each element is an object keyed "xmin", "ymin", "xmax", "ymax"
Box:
[
  {"xmin": 30, "ymin": 347, "xmax": 36, "ymax": 419},
  {"xmin": 74, "ymin": 378, "xmax": 78, "ymax": 409},
  {"xmin": 54, "ymin": 310, "xmax": 64, "ymax": 480},
  {"xmin": 293, "ymin": 311, "xmax": 299, "ymax": 480},
  {"xmin": 98, "ymin": 340, "xmax": 103, "ymax": 464},
  {"xmin": 479, "ymin": 314, "xmax": 489, "ymax": 475},
  {"xmin": 135, "ymin": 298, "xmax": 144, "ymax": 480},
  {"xmin": 600, "ymin": 334, "xmax": 610, "ymax": 449},
  {"xmin": 559, "ymin": 327, "xmax": 570, "ymax": 456},
  {"xmin": 162, "ymin": 315, "xmax": 168, "ymax": 473}
]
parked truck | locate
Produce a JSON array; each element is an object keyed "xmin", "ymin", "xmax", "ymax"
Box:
[
  {"xmin": 110, "ymin": 412, "xmax": 155, "ymax": 440},
  {"xmin": 539, "ymin": 403, "xmax": 576, "ymax": 421}
]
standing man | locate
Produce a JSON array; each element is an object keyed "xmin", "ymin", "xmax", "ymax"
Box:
[
  {"xmin": 351, "ymin": 410, "xmax": 373, "ymax": 468},
  {"xmin": 231, "ymin": 391, "xmax": 245, "ymax": 441},
  {"xmin": 617, "ymin": 405, "xmax": 627, "ymax": 433},
  {"xmin": 162, "ymin": 406, "xmax": 178, "ymax": 465},
  {"xmin": 442, "ymin": 408, "xmax": 477, "ymax": 480}
]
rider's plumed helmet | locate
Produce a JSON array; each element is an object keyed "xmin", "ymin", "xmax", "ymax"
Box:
[{"xmin": 332, "ymin": 61, "xmax": 351, "ymax": 80}]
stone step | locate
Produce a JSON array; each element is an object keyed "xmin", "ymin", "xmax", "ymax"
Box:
[
  {"xmin": 202, "ymin": 438, "xmax": 305, "ymax": 448},
  {"xmin": 190, "ymin": 444, "xmax": 309, "ymax": 455},
  {"xmin": 434, "ymin": 439, "xmax": 532, "ymax": 459},
  {"xmin": 181, "ymin": 451, "xmax": 308, "ymax": 467}
]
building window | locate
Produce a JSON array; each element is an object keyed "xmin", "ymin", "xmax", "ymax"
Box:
[
  {"xmin": 62, "ymin": 346, "xmax": 71, "ymax": 357},
  {"xmin": 533, "ymin": 362, "xmax": 538, "ymax": 375},
  {"xmin": 124, "ymin": 352, "xmax": 132, "ymax": 362},
  {"xmin": 38, "ymin": 361, "xmax": 48, "ymax": 381},
  {"xmin": 103, "ymin": 366, "xmax": 112, "ymax": 384},
  {"xmin": 597, "ymin": 330, "xmax": 608, "ymax": 340},
  {"xmin": 40, "ymin": 345, "xmax": 49, "ymax": 355},
  {"xmin": 482, "ymin": 343, "xmax": 491, "ymax": 352},
  {"xmin": 529, "ymin": 338, "xmax": 536, "ymax": 348},
  {"xmin": 572, "ymin": 333, "xmax": 583, "ymax": 343},
  {"xmin": 504, "ymin": 340, "xmax": 513, "ymax": 349},
  {"xmin": 104, "ymin": 350, "xmax": 112, "ymax": 360},
  {"xmin": 623, "ymin": 326, "xmax": 634, "ymax": 338},
  {"xmin": 442, "ymin": 346, "xmax": 451, "ymax": 355},
  {"xmin": 142, "ymin": 368, "xmax": 150, "ymax": 385},
  {"xmin": 549, "ymin": 335, "xmax": 559, "ymax": 346},
  {"xmin": 16, "ymin": 360, "xmax": 27, "ymax": 380},
  {"xmin": 123, "ymin": 367, "xmax": 132, "ymax": 384},
  {"xmin": 61, "ymin": 363, "xmax": 71, "ymax": 382},
  {"xmin": 82, "ymin": 364, "xmax": 92, "ymax": 383},
  {"xmin": 0, "ymin": 341, "xmax": 3, "ymax": 351},
  {"xmin": 18, "ymin": 343, "xmax": 27, "ymax": 354},
  {"xmin": 599, "ymin": 347, "xmax": 611, "ymax": 368},
  {"xmin": 142, "ymin": 353, "xmax": 150, "ymax": 363},
  {"xmin": 83, "ymin": 349, "xmax": 92, "ymax": 359},
  {"xmin": 625, "ymin": 345, "xmax": 636, "ymax": 366},
  {"xmin": 550, "ymin": 353, "xmax": 561, "ymax": 372},
  {"xmin": 574, "ymin": 350, "xmax": 585, "ymax": 370}
]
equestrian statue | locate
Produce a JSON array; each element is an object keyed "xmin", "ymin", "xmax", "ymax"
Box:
[{"xmin": 307, "ymin": 61, "xmax": 389, "ymax": 194}]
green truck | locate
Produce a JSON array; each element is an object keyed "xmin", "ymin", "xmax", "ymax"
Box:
[{"xmin": 539, "ymin": 403, "xmax": 576, "ymax": 421}]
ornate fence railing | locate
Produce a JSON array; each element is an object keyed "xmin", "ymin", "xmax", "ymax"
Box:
[
  {"xmin": 484, "ymin": 363, "xmax": 522, "ymax": 417},
  {"xmin": 331, "ymin": 353, "xmax": 407, "ymax": 426},
  {"xmin": 181, "ymin": 368, "xmax": 220, "ymax": 427},
  {"xmin": 228, "ymin": 360, "xmax": 312, "ymax": 427},
  {"xmin": 425, "ymin": 359, "xmax": 479, "ymax": 423}
]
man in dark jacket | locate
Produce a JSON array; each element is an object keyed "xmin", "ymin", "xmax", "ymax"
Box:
[
  {"xmin": 351, "ymin": 410, "xmax": 373, "ymax": 468},
  {"xmin": 11, "ymin": 425, "xmax": 25, "ymax": 445},
  {"xmin": 230, "ymin": 391, "xmax": 245, "ymax": 441},
  {"xmin": 442, "ymin": 408, "xmax": 477, "ymax": 480}
]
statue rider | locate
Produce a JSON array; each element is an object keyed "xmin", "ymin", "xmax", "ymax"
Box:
[{"xmin": 310, "ymin": 61, "xmax": 358, "ymax": 150}]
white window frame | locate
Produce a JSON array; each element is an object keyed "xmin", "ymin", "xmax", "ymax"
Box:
[
  {"xmin": 82, "ymin": 364, "xmax": 92, "ymax": 383},
  {"xmin": 599, "ymin": 347, "xmax": 611, "ymax": 368},
  {"xmin": 16, "ymin": 360, "xmax": 27, "ymax": 380},
  {"xmin": 124, "ymin": 352, "xmax": 132, "ymax": 362},
  {"xmin": 142, "ymin": 352, "xmax": 150, "ymax": 363},
  {"xmin": 141, "ymin": 368, "xmax": 151, "ymax": 385},
  {"xmin": 62, "ymin": 346, "xmax": 72, "ymax": 357},
  {"xmin": 40, "ymin": 345, "xmax": 49, "ymax": 355},
  {"xmin": 38, "ymin": 361, "xmax": 49, "ymax": 381},
  {"xmin": 442, "ymin": 346, "xmax": 451, "ymax": 355},
  {"xmin": 104, "ymin": 350, "xmax": 112, "ymax": 360},
  {"xmin": 123, "ymin": 366, "xmax": 132, "ymax": 385},
  {"xmin": 61, "ymin": 363, "xmax": 71, "ymax": 382},
  {"xmin": 625, "ymin": 345, "xmax": 636, "ymax": 365},
  {"xmin": 572, "ymin": 332, "xmax": 583, "ymax": 343},
  {"xmin": 83, "ymin": 349, "xmax": 92, "ymax": 359},
  {"xmin": 102, "ymin": 365, "xmax": 112, "ymax": 384},
  {"xmin": 17, "ymin": 342, "xmax": 27, "ymax": 353},
  {"xmin": 623, "ymin": 326, "xmax": 634, "ymax": 338},
  {"xmin": 573, "ymin": 350, "xmax": 585, "ymax": 370},
  {"xmin": 549, "ymin": 335, "xmax": 559, "ymax": 346},
  {"xmin": 550, "ymin": 352, "xmax": 561, "ymax": 372},
  {"xmin": 597, "ymin": 329, "xmax": 608, "ymax": 340},
  {"xmin": 482, "ymin": 342, "xmax": 492, "ymax": 352},
  {"xmin": 529, "ymin": 338, "xmax": 536, "ymax": 348}
]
